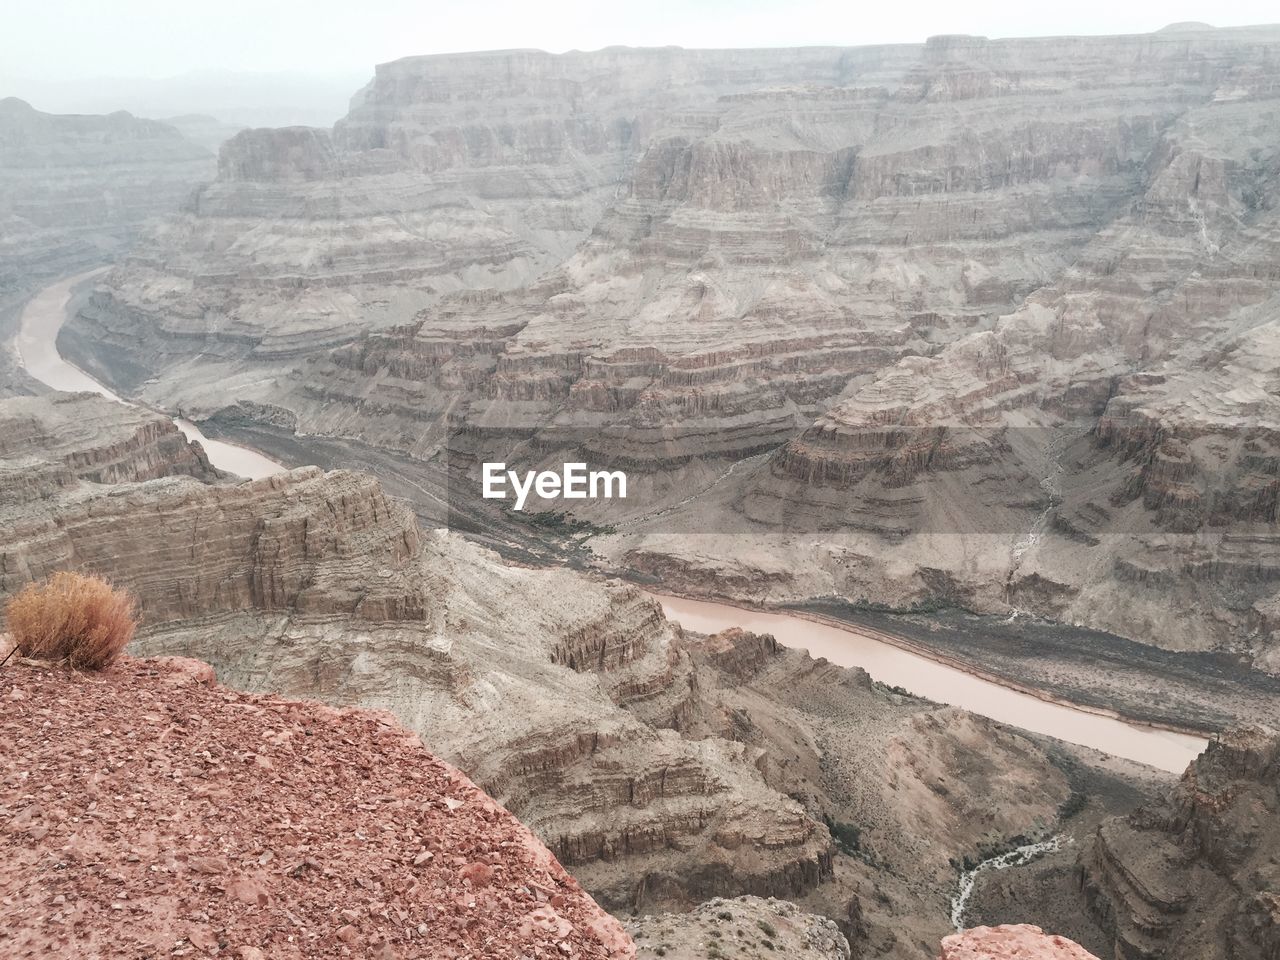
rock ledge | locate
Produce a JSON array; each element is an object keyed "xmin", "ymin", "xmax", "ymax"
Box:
[{"xmin": 0, "ymin": 656, "xmax": 633, "ymax": 959}]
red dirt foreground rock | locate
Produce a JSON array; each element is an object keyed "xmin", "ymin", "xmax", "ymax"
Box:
[
  {"xmin": 0, "ymin": 656, "xmax": 635, "ymax": 959},
  {"xmin": 940, "ymin": 925, "xmax": 1099, "ymax": 960}
]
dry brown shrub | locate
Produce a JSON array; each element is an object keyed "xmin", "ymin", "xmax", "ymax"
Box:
[{"xmin": 4, "ymin": 571, "xmax": 138, "ymax": 670}]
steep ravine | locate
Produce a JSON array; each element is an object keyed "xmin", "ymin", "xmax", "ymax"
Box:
[
  {"xmin": 0, "ymin": 385, "xmax": 1149, "ymax": 958},
  {"xmin": 12, "ymin": 272, "xmax": 1209, "ymax": 774}
]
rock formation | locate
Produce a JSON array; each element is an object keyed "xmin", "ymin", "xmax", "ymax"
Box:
[
  {"xmin": 629, "ymin": 895, "xmax": 851, "ymax": 959},
  {"xmin": 1077, "ymin": 725, "xmax": 1280, "ymax": 960},
  {"xmin": 0, "ymin": 393, "xmax": 1086, "ymax": 958},
  {"xmin": 939, "ymin": 925, "xmax": 1098, "ymax": 960},
  {"xmin": 59, "ymin": 26, "xmax": 1280, "ymax": 671},
  {"xmin": 731, "ymin": 53, "xmax": 1280, "ymax": 665},
  {"xmin": 0, "ymin": 98, "xmax": 213, "ymax": 396},
  {"xmin": 0, "ymin": 654, "xmax": 634, "ymax": 959},
  {"xmin": 0, "ymin": 390, "xmax": 216, "ymax": 490}
]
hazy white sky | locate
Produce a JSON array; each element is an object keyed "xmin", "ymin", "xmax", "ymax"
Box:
[{"xmin": 6, "ymin": 0, "xmax": 1279, "ymax": 80}]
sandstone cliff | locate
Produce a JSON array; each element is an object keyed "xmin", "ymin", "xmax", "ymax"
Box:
[{"xmin": 1077, "ymin": 725, "xmax": 1280, "ymax": 960}]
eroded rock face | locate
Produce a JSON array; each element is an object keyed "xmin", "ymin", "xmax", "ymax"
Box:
[
  {"xmin": 0, "ymin": 98, "xmax": 213, "ymax": 372},
  {"xmin": 939, "ymin": 925, "xmax": 1098, "ymax": 960},
  {"xmin": 629, "ymin": 895, "xmax": 851, "ymax": 959},
  {"xmin": 737, "ymin": 68, "xmax": 1280, "ymax": 662},
  {"xmin": 0, "ymin": 656, "xmax": 634, "ymax": 959},
  {"xmin": 0, "ymin": 394, "xmax": 832, "ymax": 911},
  {"xmin": 0, "ymin": 394, "xmax": 1077, "ymax": 952},
  {"xmin": 1077, "ymin": 726, "xmax": 1280, "ymax": 960},
  {"xmin": 64, "ymin": 26, "xmax": 1280, "ymax": 667},
  {"xmin": 0, "ymin": 392, "xmax": 216, "ymax": 500},
  {"xmin": 0, "ymin": 394, "xmax": 424, "ymax": 616},
  {"xmin": 665, "ymin": 625, "xmax": 1072, "ymax": 956}
]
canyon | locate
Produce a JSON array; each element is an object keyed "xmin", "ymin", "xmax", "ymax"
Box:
[
  {"xmin": 960, "ymin": 724, "xmax": 1280, "ymax": 960},
  {"xmin": 51, "ymin": 24, "xmax": 1280, "ymax": 684},
  {"xmin": 0, "ymin": 388, "xmax": 1161, "ymax": 958},
  {"xmin": 1077, "ymin": 724, "xmax": 1280, "ymax": 960},
  {"xmin": 5, "ymin": 19, "xmax": 1280, "ymax": 960},
  {"xmin": 0, "ymin": 98, "xmax": 213, "ymax": 396},
  {"xmin": 14, "ymin": 275, "xmax": 1218, "ymax": 773}
]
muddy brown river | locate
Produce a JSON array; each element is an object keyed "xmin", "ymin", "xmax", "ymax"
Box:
[
  {"xmin": 15, "ymin": 270, "xmax": 285, "ymax": 481},
  {"xmin": 16, "ymin": 272, "xmax": 1208, "ymax": 773},
  {"xmin": 653, "ymin": 595, "xmax": 1206, "ymax": 773}
]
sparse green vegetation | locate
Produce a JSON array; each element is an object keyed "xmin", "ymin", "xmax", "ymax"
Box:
[
  {"xmin": 1058, "ymin": 791, "xmax": 1088, "ymax": 821},
  {"xmin": 823, "ymin": 813, "xmax": 863, "ymax": 856},
  {"xmin": 844, "ymin": 595, "xmax": 952, "ymax": 615},
  {"xmin": 873, "ymin": 680, "xmax": 915, "ymax": 698},
  {"xmin": 512, "ymin": 508, "xmax": 616, "ymax": 539}
]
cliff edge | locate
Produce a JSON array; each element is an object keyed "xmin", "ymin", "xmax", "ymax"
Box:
[{"xmin": 0, "ymin": 655, "xmax": 634, "ymax": 959}]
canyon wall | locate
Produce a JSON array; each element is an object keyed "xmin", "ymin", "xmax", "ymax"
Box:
[
  {"xmin": 1077, "ymin": 725, "xmax": 1280, "ymax": 960},
  {"xmin": 0, "ymin": 392, "xmax": 1079, "ymax": 958},
  {"xmin": 0, "ymin": 97, "xmax": 213, "ymax": 396},
  {"xmin": 62, "ymin": 25, "xmax": 1280, "ymax": 666}
]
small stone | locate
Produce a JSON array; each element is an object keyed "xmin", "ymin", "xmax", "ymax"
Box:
[
  {"xmin": 187, "ymin": 925, "xmax": 217, "ymax": 951},
  {"xmin": 225, "ymin": 877, "xmax": 270, "ymax": 908},
  {"xmin": 460, "ymin": 862, "xmax": 494, "ymax": 887},
  {"xmin": 336, "ymin": 924, "xmax": 359, "ymax": 946},
  {"xmin": 189, "ymin": 856, "xmax": 228, "ymax": 876}
]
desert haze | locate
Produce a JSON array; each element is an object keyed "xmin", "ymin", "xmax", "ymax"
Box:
[{"xmin": 2, "ymin": 10, "xmax": 1279, "ymax": 960}]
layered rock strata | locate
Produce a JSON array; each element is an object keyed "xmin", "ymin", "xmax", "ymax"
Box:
[
  {"xmin": 1077, "ymin": 725, "xmax": 1280, "ymax": 960},
  {"xmin": 0, "ymin": 391, "xmax": 216, "ymax": 493},
  {"xmin": 676, "ymin": 627, "xmax": 1072, "ymax": 957},
  {"xmin": 0, "ymin": 393, "xmax": 1081, "ymax": 959},
  {"xmin": 64, "ymin": 26, "xmax": 1280, "ymax": 667}
]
